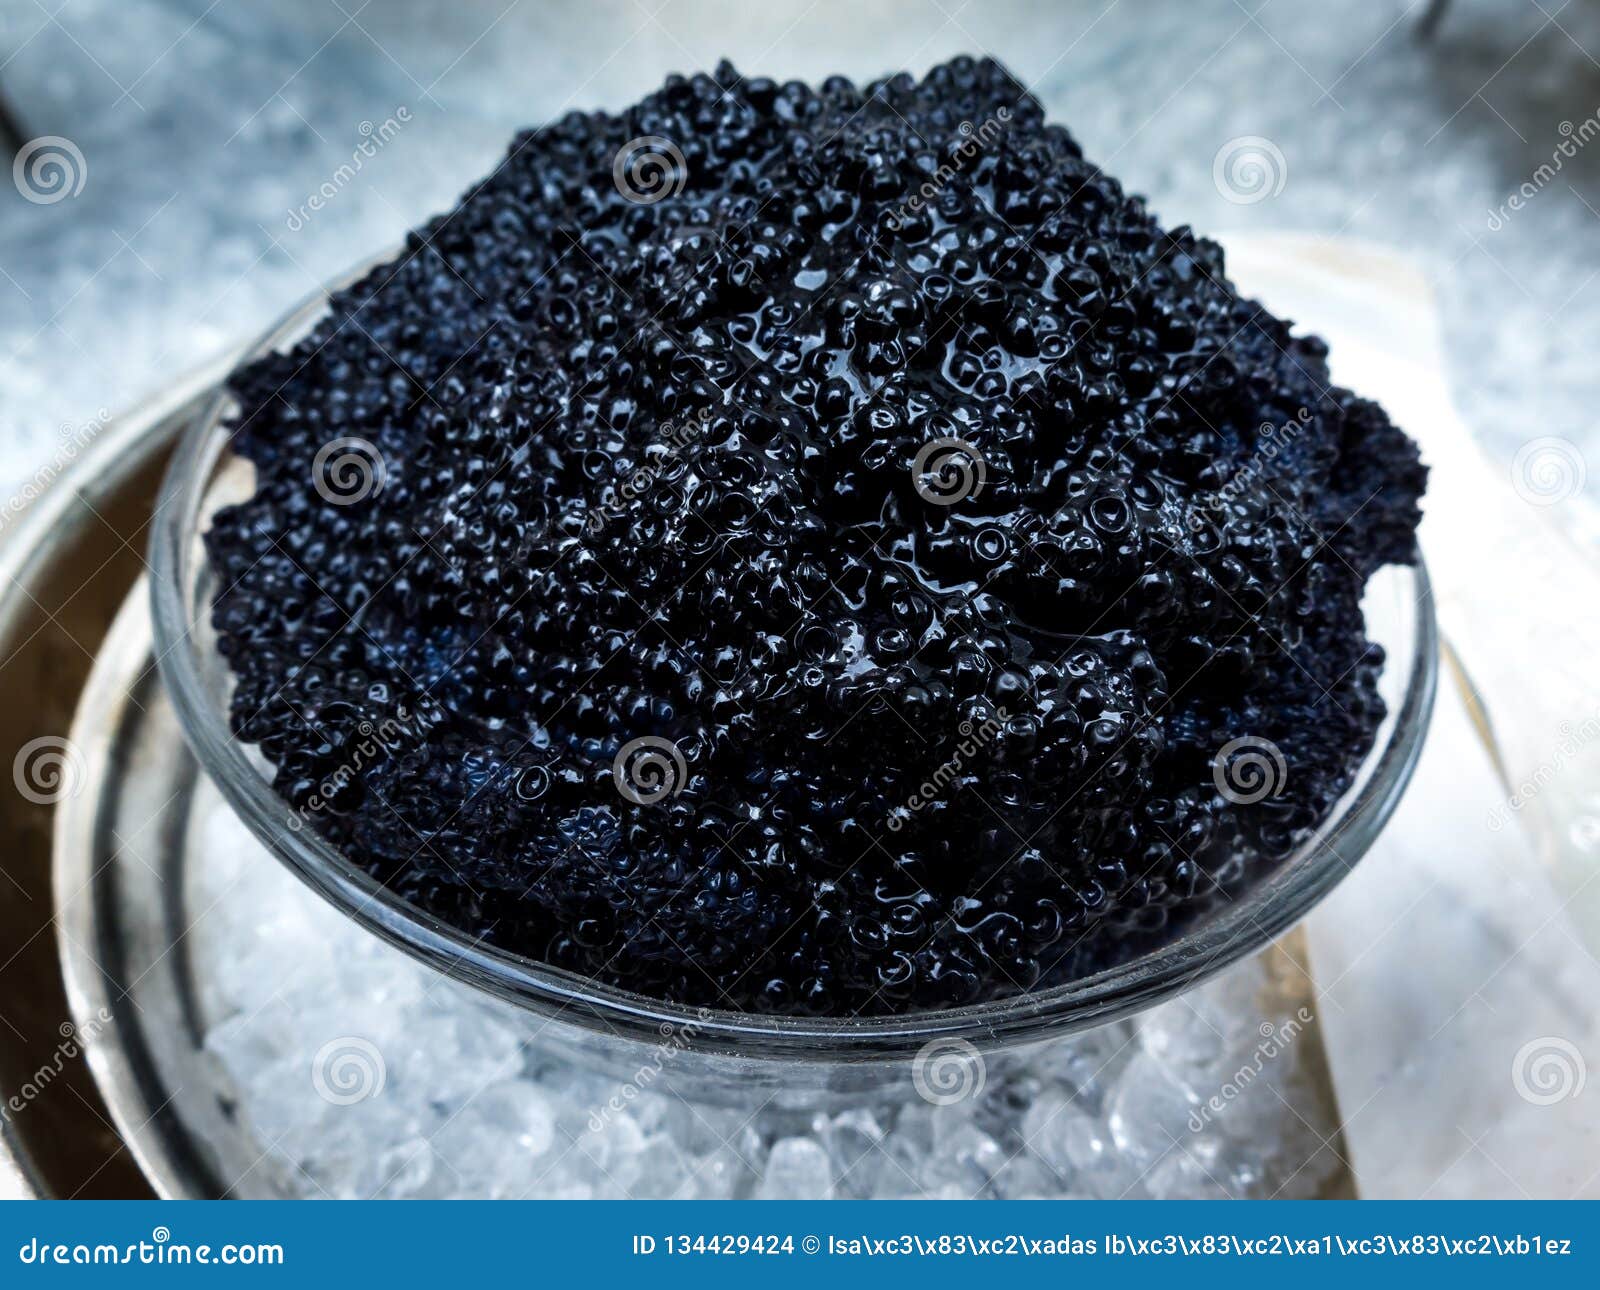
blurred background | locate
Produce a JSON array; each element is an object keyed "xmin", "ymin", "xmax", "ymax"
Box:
[{"xmin": 0, "ymin": 0, "xmax": 1597, "ymax": 542}]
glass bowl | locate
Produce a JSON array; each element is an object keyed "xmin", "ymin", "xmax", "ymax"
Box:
[{"xmin": 148, "ymin": 266, "xmax": 1438, "ymax": 1092}]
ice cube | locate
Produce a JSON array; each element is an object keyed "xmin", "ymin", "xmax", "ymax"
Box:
[{"xmin": 757, "ymin": 1137, "xmax": 835, "ymax": 1199}]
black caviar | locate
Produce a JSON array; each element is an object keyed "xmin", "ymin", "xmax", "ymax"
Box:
[{"xmin": 207, "ymin": 57, "xmax": 1424, "ymax": 1014}]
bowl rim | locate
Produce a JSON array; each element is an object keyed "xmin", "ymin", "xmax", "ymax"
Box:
[{"xmin": 148, "ymin": 267, "xmax": 1439, "ymax": 1061}]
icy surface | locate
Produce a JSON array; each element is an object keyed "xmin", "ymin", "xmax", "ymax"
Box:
[
  {"xmin": 3, "ymin": 0, "xmax": 1598, "ymax": 549},
  {"xmin": 192, "ymin": 799, "xmax": 1345, "ymax": 1199}
]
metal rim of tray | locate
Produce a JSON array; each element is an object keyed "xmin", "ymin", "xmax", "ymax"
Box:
[{"xmin": 0, "ymin": 361, "xmax": 230, "ymax": 1198}]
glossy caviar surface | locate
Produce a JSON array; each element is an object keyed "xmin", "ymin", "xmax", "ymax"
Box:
[{"xmin": 206, "ymin": 57, "xmax": 1425, "ymax": 1015}]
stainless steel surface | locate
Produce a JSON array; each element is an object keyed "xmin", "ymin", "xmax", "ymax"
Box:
[
  {"xmin": 54, "ymin": 581, "xmax": 279, "ymax": 1199},
  {"xmin": 0, "ymin": 362, "xmax": 228, "ymax": 1197}
]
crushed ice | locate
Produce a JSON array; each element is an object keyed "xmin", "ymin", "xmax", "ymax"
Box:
[{"xmin": 194, "ymin": 799, "xmax": 1344, "ymax": 1199}]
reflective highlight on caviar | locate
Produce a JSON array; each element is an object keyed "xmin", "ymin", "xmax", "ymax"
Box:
[{"xmin": 205, "ymin": 57, "xmax": 1425, "ymax": 1015}]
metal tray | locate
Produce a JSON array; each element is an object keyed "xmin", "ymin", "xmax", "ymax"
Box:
[
  {"xmin": 0, "ymin": 363, "xmax": 229, "ymax": 1198},
  {"xmin": 54, "ymin": 580, "xmax": 284, "ymax": 1198}
]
